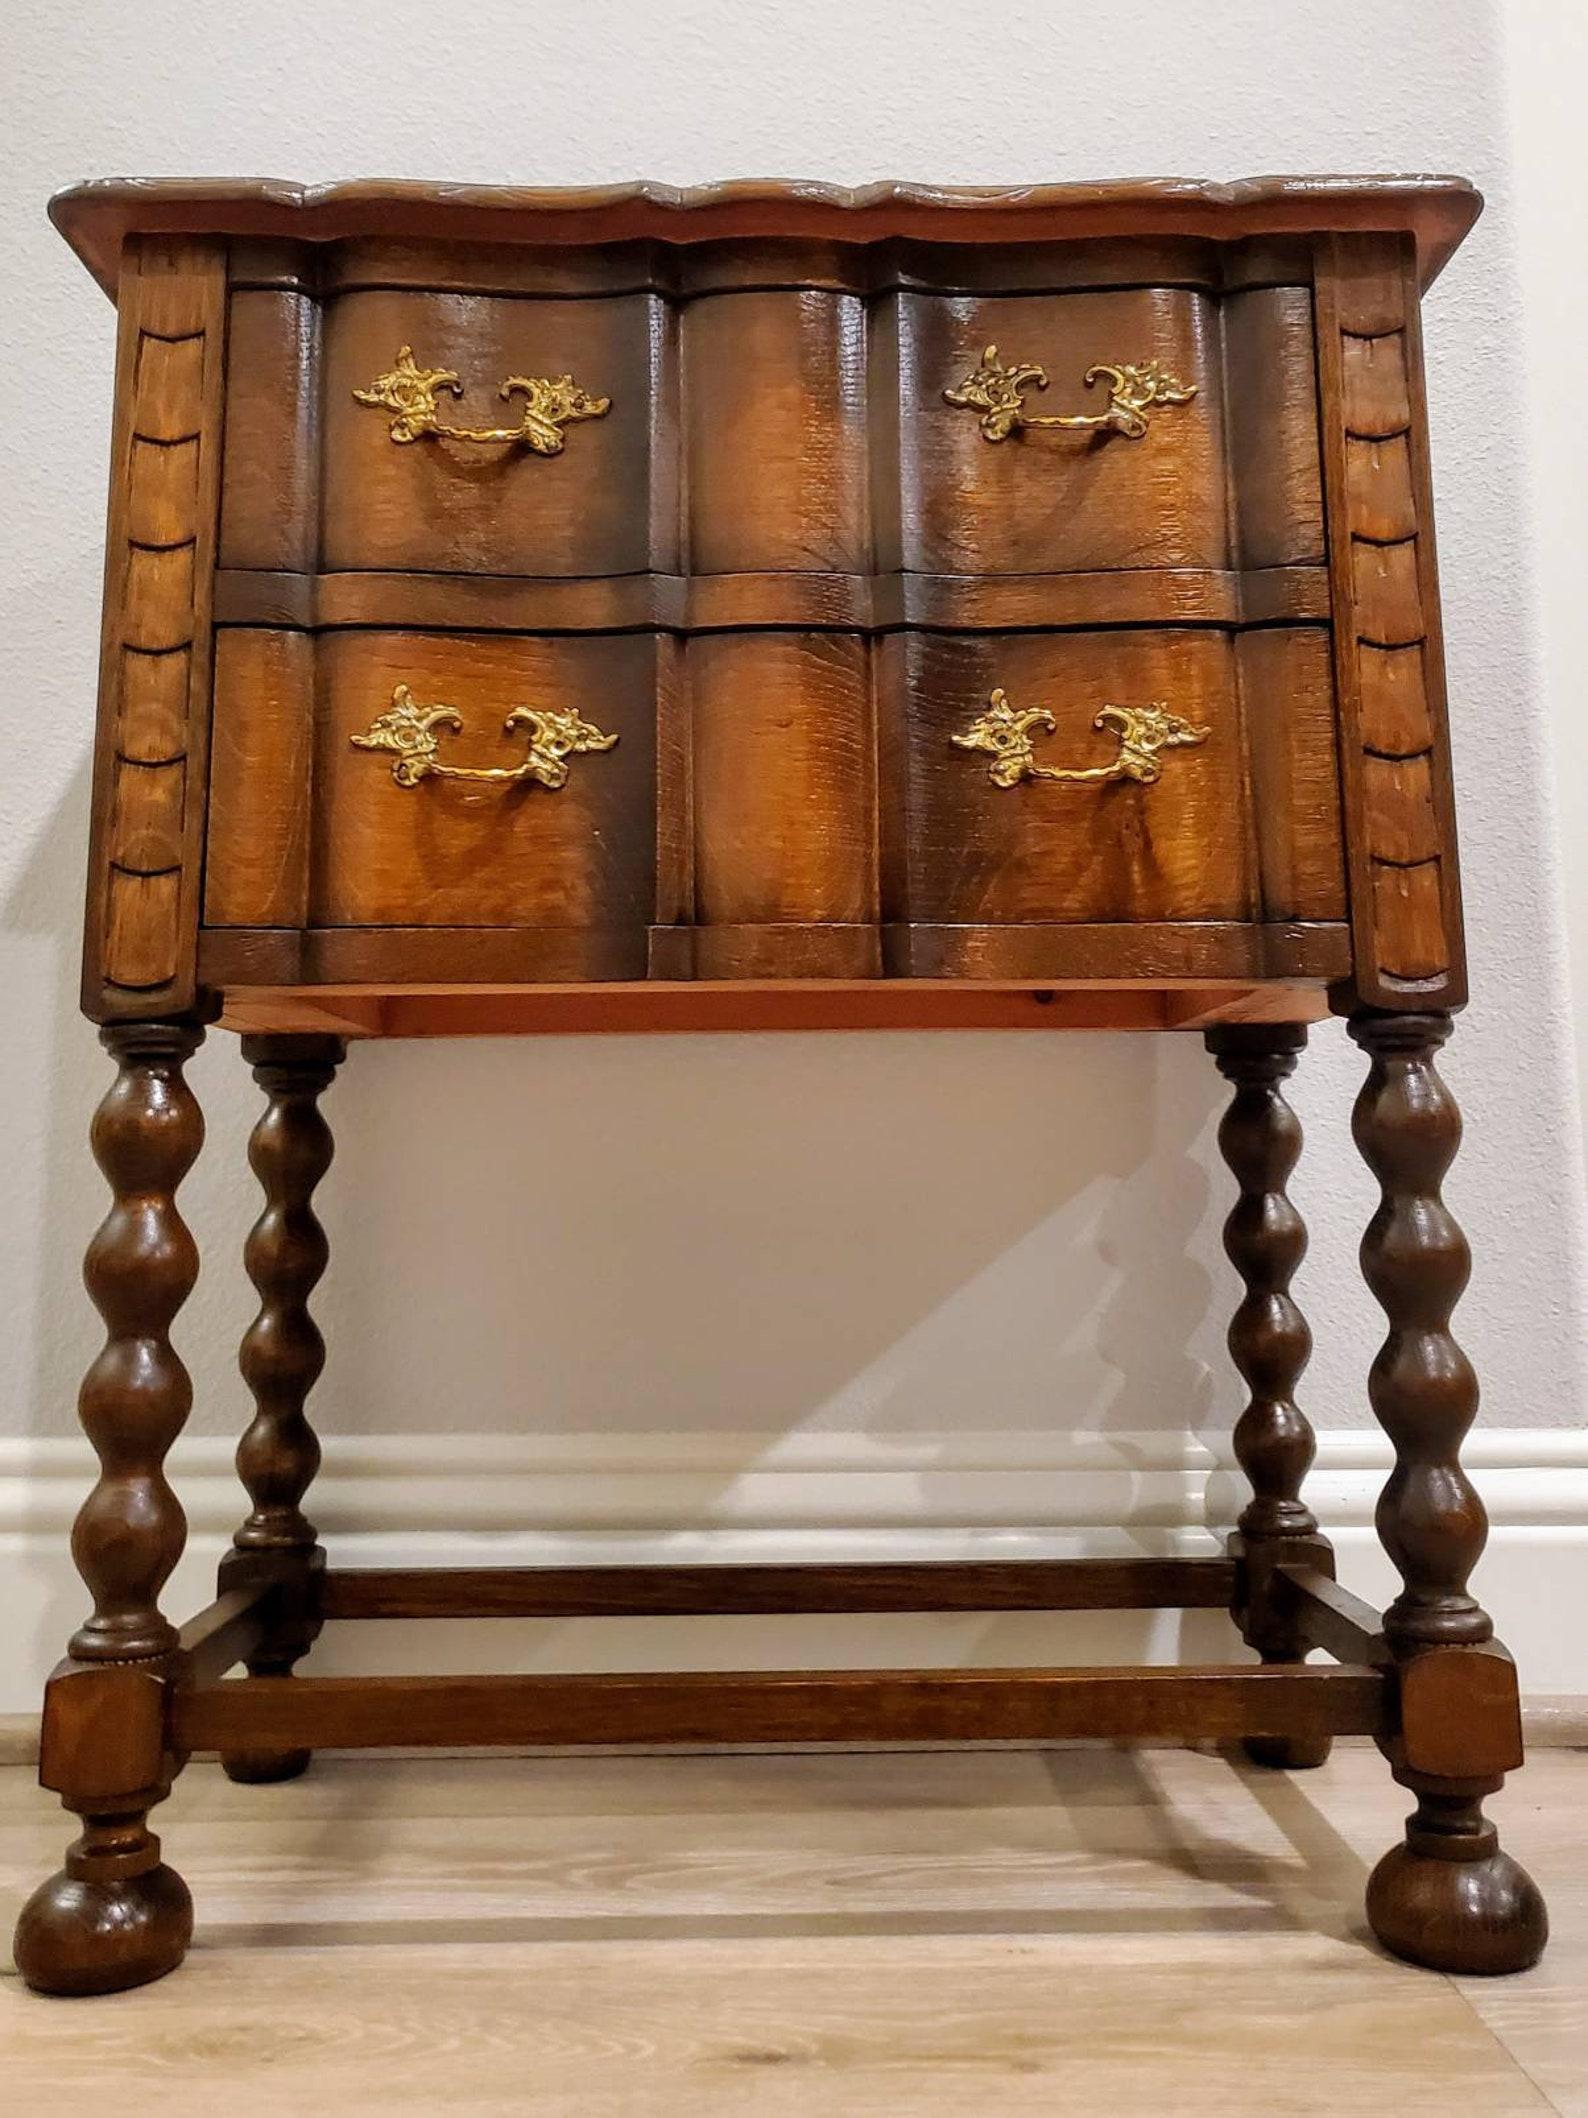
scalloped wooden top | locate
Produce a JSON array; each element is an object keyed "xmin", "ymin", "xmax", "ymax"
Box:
[{"xmin": 51, "ymin": 174, "xmax": 1482, "ymax": 298}]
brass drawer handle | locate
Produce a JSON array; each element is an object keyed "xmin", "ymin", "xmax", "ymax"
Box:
[
  {"xmin": 351, "ymin": 684, "xmax": 618, "ymax": 790},
  {"xmin": 953, "ymin": 690, "xmax": 1209, "ymax": 790},
  {"xmin": 945, "ymin": 344, "xmax": 1196, "ymax": 443},
  {"xmin": 353, "ymin": 345, "xmax": 611, "ymax": 454}
]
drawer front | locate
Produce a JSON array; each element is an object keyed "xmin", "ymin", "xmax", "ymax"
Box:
[
  {"xmin": 881, "ymin": 628, "xmax": 1254, "ymax": 924},
  {"xmin": 890, "ymin": 288, "xmax": 1229, "ymax": 576},
  {"xmin": 316, "ymin": 632, "xmax": 657, "ymax": 928},
  {"xmin": 207, "ymin": 628, "xmax": 659, "ymax": 942},
  {"xmin": 318, "ymin": 290, "xmax": 668, "ymax": 576}
]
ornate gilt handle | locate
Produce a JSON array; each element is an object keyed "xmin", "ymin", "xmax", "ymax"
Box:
[
  {"xmin": 351, "ymin": 684, "xmax": 618, "ymax": 790},
  {"xmin": 953, "ymin": 690, "xmax": 1209, "ymax": 790},
  {"xmin": 353, "ymin": 345, "xmax": 611, "ymax": 455},
  {"xmin": 944, "ymin": 344, "xmax": 1196, "ymax": 443}
]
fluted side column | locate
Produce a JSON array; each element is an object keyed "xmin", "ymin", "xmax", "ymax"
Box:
[{"xmin": 1349, "ymin": 1012, "xmax": 1546, "ymax": 1974}]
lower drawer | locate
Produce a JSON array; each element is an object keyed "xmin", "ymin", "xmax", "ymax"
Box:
[
  {"xmin": 204, "ymin": 619, "xmax": 1344, "ymax": 986},
  {"xmin": 207, "ymin": 628, "xmax": 660, "ymax": 952},
  {"xmin": 879, "ymin": 626, "xmax": 1343, "ymax": 928}
]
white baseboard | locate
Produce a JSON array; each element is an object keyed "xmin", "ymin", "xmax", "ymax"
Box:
[{"xmin": 3, "ymin": 1426, "xmax": 1586, "ymax": 1709}]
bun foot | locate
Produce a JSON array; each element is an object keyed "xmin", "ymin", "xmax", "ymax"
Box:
[
  {"xmin": 1241, "ymin": 1732, "xmax": 1333, "ymax": 1770},
  {"xmin": 1367, "ymin": 1840, "xmax": 1548, "ymax": 1975},
  {"xmin": 13, "ymin": 1859, "xmax": 192, "ymax": 1997},
  {"xmin": 221, "ymin": 1746, "xmax": 311, "ymax": 1784}
]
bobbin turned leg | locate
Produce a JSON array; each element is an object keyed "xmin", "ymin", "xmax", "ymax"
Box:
[
  {"xmin": 14, "ymin": 1022, "xmax": 204, "ymax": 1996},
  {"xmin": 1206, "ymin": 1024, "xmax": 1335, "ymax": 1768},
  {"xmin": 218, "ymin": 1035, "xmax": 344, "ymax": 1785},
  {"xmin": 1350, "ymin": 1012, "xmax": 1547, "ymax": 1974}
]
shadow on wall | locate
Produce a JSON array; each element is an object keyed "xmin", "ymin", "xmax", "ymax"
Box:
[{"xmin": 323, "ymin": 1025, "xmax": 1223, "ymax": 1455}]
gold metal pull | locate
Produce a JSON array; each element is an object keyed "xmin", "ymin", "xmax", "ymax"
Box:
[
  {"xmin": 353, "ymin": 346, "xmax": 611, "ymax": 454},
  {"xmin": 944, "ymin": 344, "xmax": 1196, "ymax": 443},
  {"xmin": 350, "ymin": 684, "xmax": 618, "ymax": 790},
  {"xmin": 952, "ymin": 690, "xmax": 1209, "ymax": 790}
]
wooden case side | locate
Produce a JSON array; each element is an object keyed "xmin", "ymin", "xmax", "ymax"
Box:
[
  {"xmin": 83, "ymin": 236, "xmax": 228, "ymax": 1022},
  {"xmin": 1314, "ymin": 231, "xmax": 1466, "ymax": 1009}
]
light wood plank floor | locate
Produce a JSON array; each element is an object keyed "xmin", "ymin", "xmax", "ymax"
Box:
[{"xmin": 0, "ymin": 1743, "xmax": 1581, "ymax": 2115}]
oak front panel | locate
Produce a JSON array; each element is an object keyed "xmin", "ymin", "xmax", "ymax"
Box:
[
  {"xmin": 306, "ymin": 632, "xmax": 657, "ymax": 940},
  {"xmin": 317, "ymin": 291, "xmax": 669, "ymax": 576},
  {"xmin": 881, "ymin": 629, "xmax": 1254, "ymax": 925},
  {"xmin": 683, "ymin": 630, "xmax": 878, "ymax": 979},
  {"xmin": 890, "ymin": 289, "xmax": 1228, "ymax": 575},
  {"xmin": 219, "ymin": 290, "xmax": 319, "ymax": 573},
  {"xmin": 1223, "ymin": 286, "xmax": 1326, "ymax": 569},
  {"xmin": 1238, "ymin": 626, "xmax": 1346, "ymax": 921},
  {"xmin": 683, "ymin": 291, "xmax": 868, "ymax": 572}
]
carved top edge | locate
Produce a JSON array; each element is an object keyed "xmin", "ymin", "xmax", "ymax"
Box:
[{"xmin": 51, "ymin": 173, "xmax": 1482, "ymax": 301}]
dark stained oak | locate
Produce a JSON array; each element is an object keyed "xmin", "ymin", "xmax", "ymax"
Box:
[
  {"xmin": 50, "ymin": 175, "xmax": 1484, "ymax": 301},
  {"xmin": 309, "ymin": 630, "xmax": 660, "ymax": 938},
  {"xmin": 879, "ymin": 628, "xmax": 1258, "ymax": 926},
  {"xmin": 210, "ymin": 561, "xmax": 1331, "ymax": 633},
  {"xmin": 1236, "ymin": 628, "xmax": 1347, "ymax": 923},
  {"xmin": 1316, "ymin": 235, "xmax": 1466, "ymax": 1008},
  {"xmin": 195, "ymin": 921, "xmax": 1353, "ymax": 992},
  {"xmin": 218, "ymin": 289, "xmax": 320, "ymax": 572},
  {"xmin": 218, "ymin": 1034, "xmax": 345, "ymax": 1785},
  {"xmin": 1273, "ymin": 1565, "xmax": 1389, "ymax": 1669},
  {"xmin": 1207, "ymin": 1023, "xmax": 1335, "ymax": 1770},
  {"xmin": 684, "ymin": 290, "xmax": 869, "ymax": 572},
  {"xmin": 890, "ymin": 285, "xmax": 1230, "ymax": 575},
  {"xmin": 205, "ymin": 628, "xmax": 313, "ymax": 928},
  {"xmin": 1223, "ymin": 284, "xmax": 1327, "ymax": 568},
  {"xmin": 1349, "ymin": 1013, "xmax": 1546, "ymax": 1973},
  {"xmin": 23, "ymin": 169, "xmax": 1544, "ymax": 1995},
  {"xmin": 173, "ymin": 1662, "xmax": 1390, "ymax": 1755},
  {"xmin": 319, "ymin": 289, "xmax": 672, "ymax": 578},
  {"xmin": 321, "ymin": 1556, "xmax": 1237, "ymax": 1620},
  {"xmin": 689, "ymin": 631, "xmax": 876, "ymax": 963},
  {"xmin": 69, "ymin": 1022, "xmax": 206, "ymax": 1664},
  {"xmin": 14, "ymin": 1021, "xmax": 207, "ymax": 1996},
  {"xmin": 83, "ymin": 239, "xmax": 226, "ymax": 1022}
]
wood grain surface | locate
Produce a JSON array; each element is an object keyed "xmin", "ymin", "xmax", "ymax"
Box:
[
  {"xmin": 1, "ymin": 1745, "xmax": 1574, "ymax": 2115},
  {"xmin": 1314, "ymin": 231, "xmax": 1467, "ymax": 1008},
  {"xmin": 892, "ymin": 286, "xmax": 1229, "ymax": 573},
  {"xmin": 879, "ymin": 628, "xmax": 1255, "ymax": 925},
  {"xmin": 684, "ymin": 291, "xmax": 869, "ymax": 571},
  {"xmin": 84, "ymin": 236, "xmax": 226, "ymax": 1019},
  {"xmin": 51, "ymin": 173, "xmax": 1484, "ymax": 297},
  {"xmin": 311, "ymin": 631, "xmax": 659, "ymax": 938},
  {"xmin": 320, "ymin": 290, "xmax": 673, "ymax": 576}
]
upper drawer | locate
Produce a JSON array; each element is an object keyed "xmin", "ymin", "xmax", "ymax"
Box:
[
  {"xmin": 224, "ymin": 286, "xmax": 673, "ymax": 578},
  {"xmin": 221, "ymin": 268, "xmax": 1324, "ymax": 590},
  {"xmin": 882, "ymin": 283, "xmax": 1323, "ymax": 576}
]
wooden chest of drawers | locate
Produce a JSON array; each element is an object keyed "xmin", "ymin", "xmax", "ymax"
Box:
[
  {"xmin": 59, "ymin": 174, "xmax": 1471, "ymax": 1031},
  {"xmin": 16, "ymin": 177, "xmax": 1549, "ymax": 2001}
]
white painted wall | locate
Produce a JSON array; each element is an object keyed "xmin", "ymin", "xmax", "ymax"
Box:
[
  {"xmin": 1509, "ymin": 0, "xmax": 1588, "ymax": 1176},
  {"xmin": 2, "ymin": 0, "xmax": 1585, "ymax": 1710}
]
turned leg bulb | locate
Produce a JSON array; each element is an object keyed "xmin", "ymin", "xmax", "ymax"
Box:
[
  {"xmin": 1349, "ymin": 1012, "xmax": 1548, "ymax": 1973},
  {"xmin": 1206, "ymin": 1024, "xmax": 1333, "ymax": 1771},
  {"xmin": 14, "ymin": 1814, "xmax": 194, "ymax": 1998}
]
